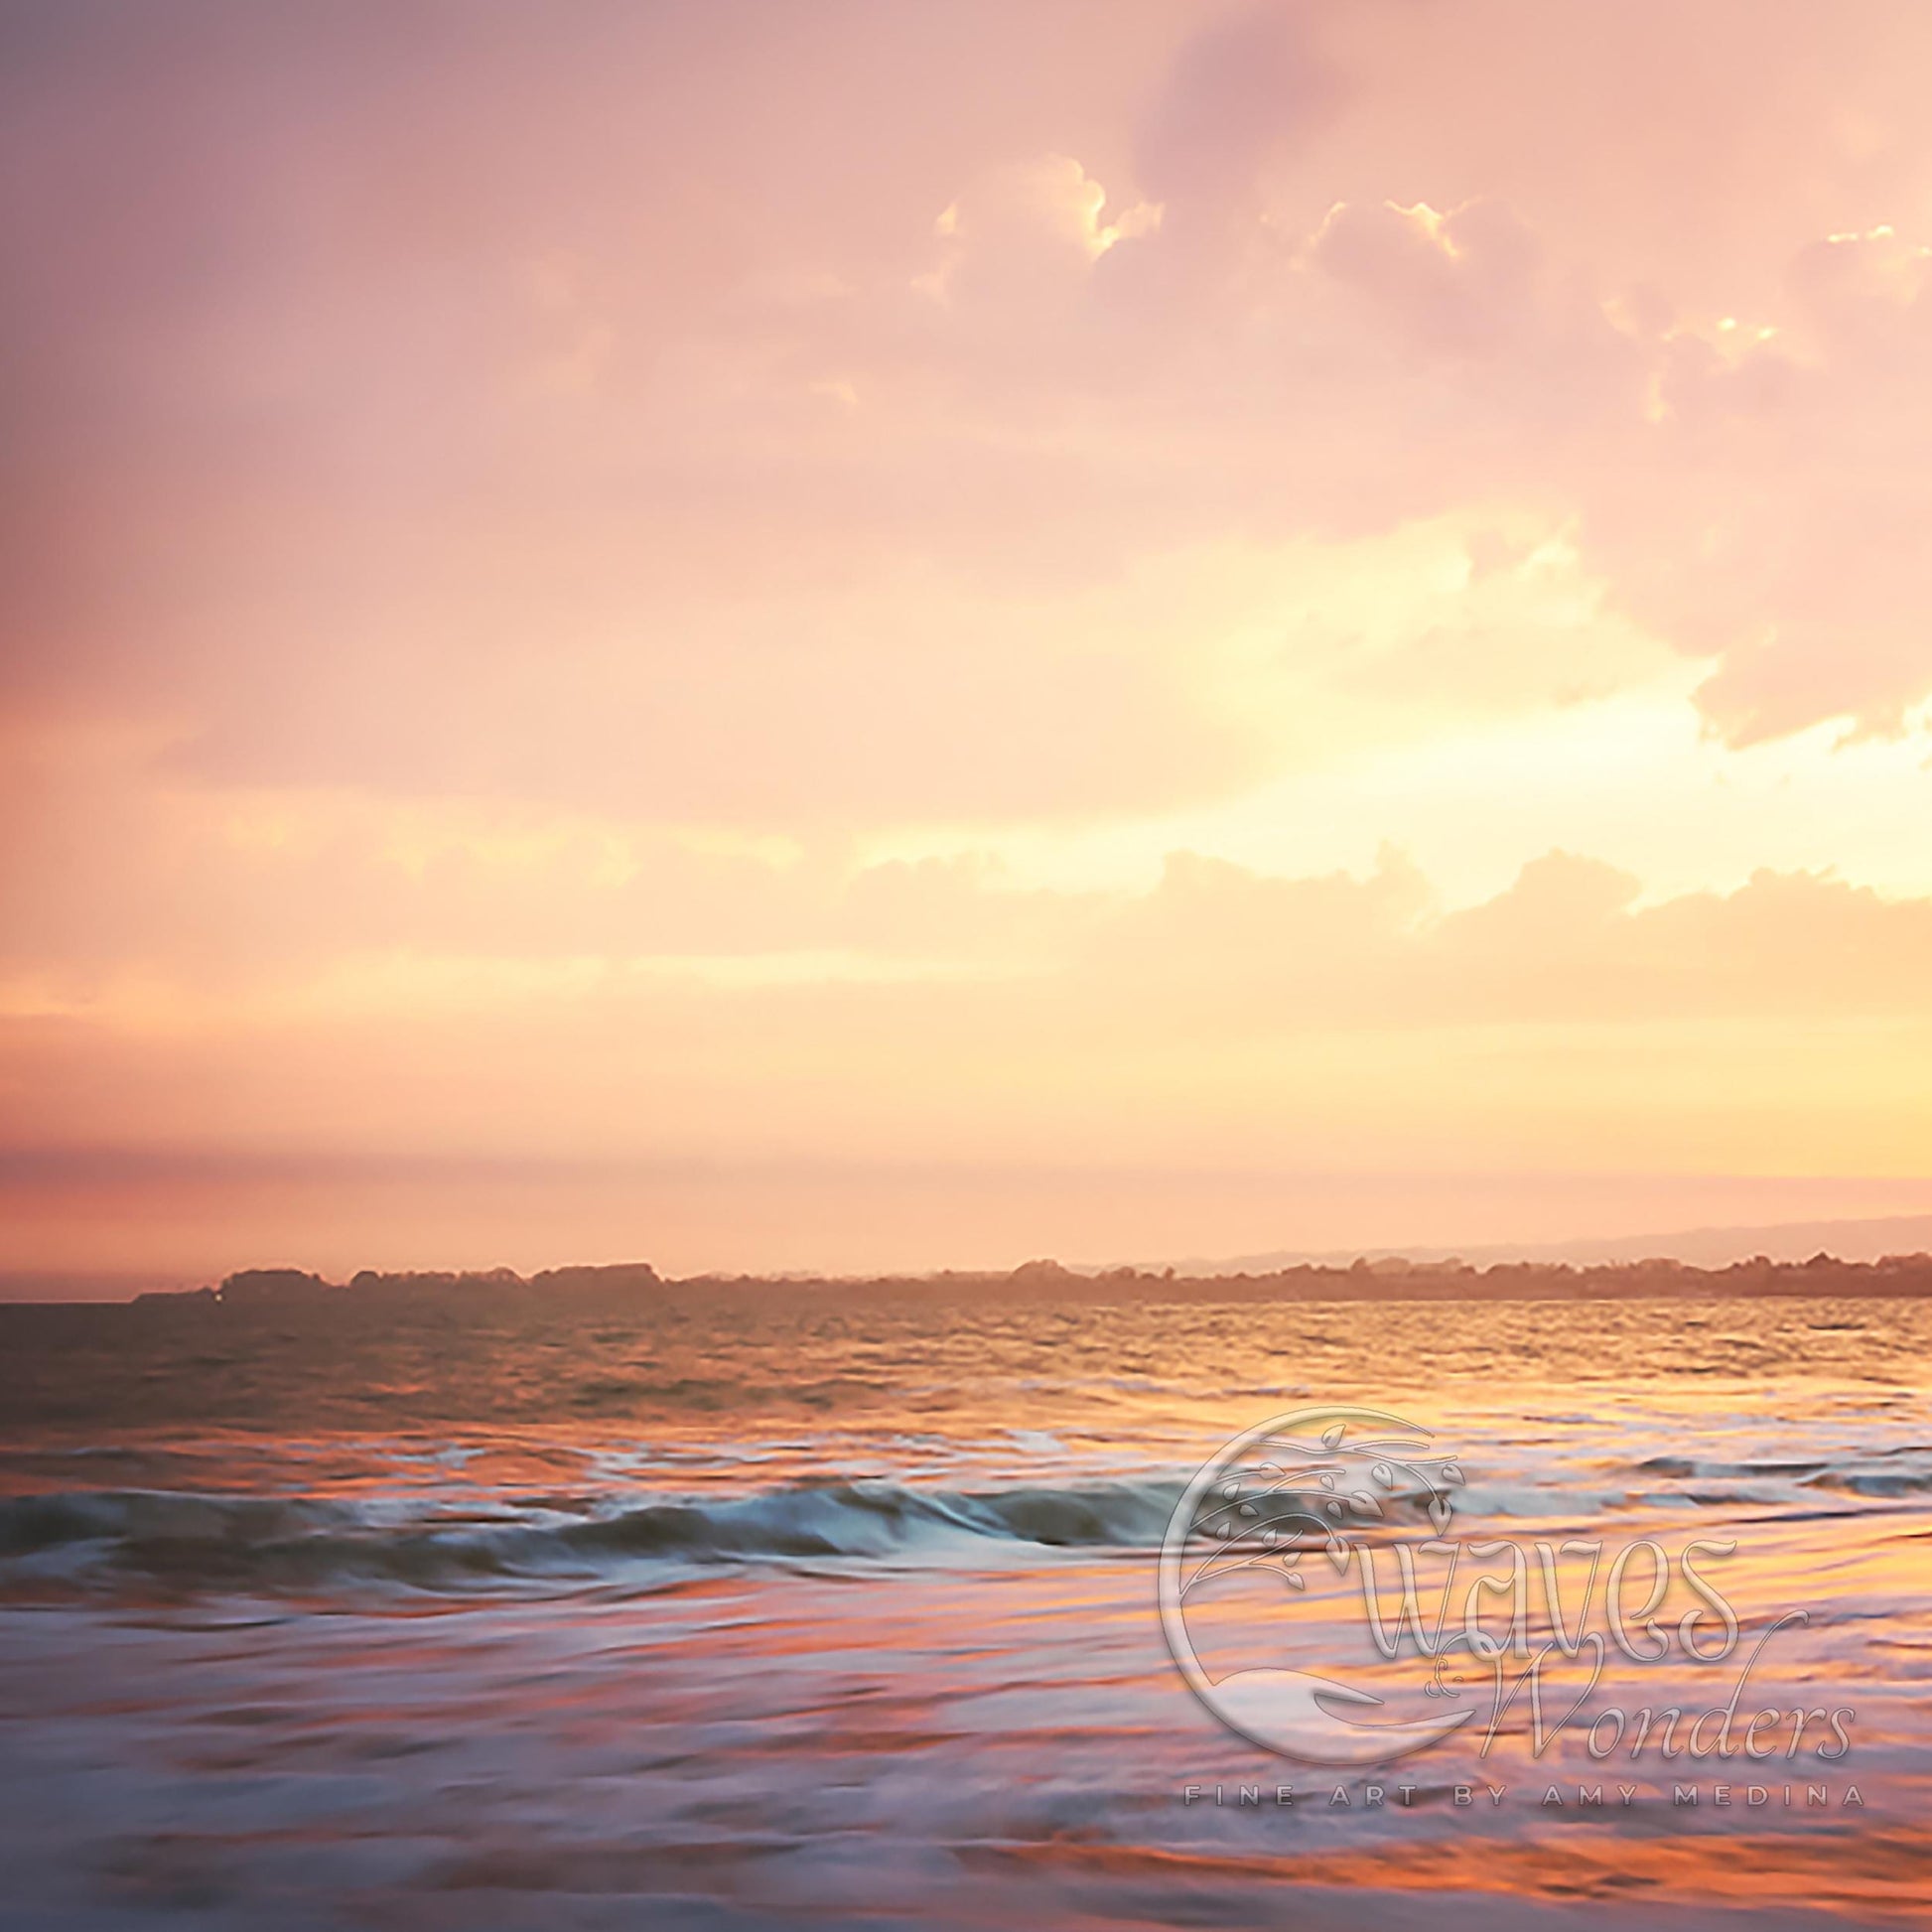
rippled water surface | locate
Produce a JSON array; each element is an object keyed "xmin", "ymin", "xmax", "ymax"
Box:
[{"xmin": 1, "ymin": 1294, "xmax": 1927, "ymax": 1928}]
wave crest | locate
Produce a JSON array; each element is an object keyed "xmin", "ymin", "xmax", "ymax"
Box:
[{"xmin": 0, "ymin": 1475, "xmax": 1181, "ymax": 1597}]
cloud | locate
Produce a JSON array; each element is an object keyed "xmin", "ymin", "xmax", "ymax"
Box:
[
  {"xmin": 9, "ymin": 755, "xmax": 1932, "ymax": 1270},
  {"xmin": 10, "ymin": 2, "xmax": 1932, "ymax": 1271},
  {"xmin": 9, "ymin": 819, "xmax": 1932, "ymax": 1116},
  {"xmin": 1132, "ymin": 0, "xmax": 1340, "ymax": 221},
  {"xmin": 1309, "ymin": 197, "xmax": 1550, "ymax": 359},
  {"xmin": 1089, "ymin": 846, "xmax": 1932, "ymax": 1030},
  {"xmin": 1590, "ymin": 229, "xmax": 1932, "ymax": 742},
  {"xmin": 11, "ymin": 0, "xmax": 1932, "ymax": 804}
]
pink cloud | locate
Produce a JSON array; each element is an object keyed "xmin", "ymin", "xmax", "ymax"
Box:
[{"xmin": 10, "ymin": 2, "xmax": 1932, "ymax": 1273}]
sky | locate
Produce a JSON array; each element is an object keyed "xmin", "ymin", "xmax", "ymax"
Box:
[{"xmin": 7, "ymin": 0, "xmax": 1932, "ymax": 1286}]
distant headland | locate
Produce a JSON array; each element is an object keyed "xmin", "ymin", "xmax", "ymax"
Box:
[{"xmin": 91, "ymin": 1250, "xmax": 1932, "ymax": 1316}]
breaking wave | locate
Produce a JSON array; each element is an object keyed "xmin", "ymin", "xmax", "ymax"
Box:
[{"xmin": 0, "ymin": 1475, "xmax": 1182, "ymax": 1597}]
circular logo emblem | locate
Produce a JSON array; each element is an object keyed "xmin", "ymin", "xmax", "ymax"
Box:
[{"xmin": 1160, "ymin": 1404, "xmax": 1471, "ymax": 1763}]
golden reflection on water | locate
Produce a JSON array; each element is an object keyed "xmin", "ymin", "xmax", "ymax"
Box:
[{"xmin": 0, "ymin": 1293, "xmax": 1926, "ymax": 1926}]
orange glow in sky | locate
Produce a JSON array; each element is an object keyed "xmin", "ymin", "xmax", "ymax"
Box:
[{"xmin": 7, "ymin": 2, "xmax": 1932, "ymax": 1282}]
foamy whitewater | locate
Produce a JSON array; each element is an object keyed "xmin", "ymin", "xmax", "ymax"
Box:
[{"xmin": 1, "ymin": 1293, "xmax": 1927, "ymax": 1927}]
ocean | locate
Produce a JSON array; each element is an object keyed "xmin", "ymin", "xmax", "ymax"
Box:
[{"xmin": 1, "ymin": 1291, "xmax": 1927, "ymax": 1928}]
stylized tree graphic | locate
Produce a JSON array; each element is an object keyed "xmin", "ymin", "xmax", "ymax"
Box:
[{"xmin": 1178, "ymin": 1417, "xmax": 1464, "ymax": 1602}]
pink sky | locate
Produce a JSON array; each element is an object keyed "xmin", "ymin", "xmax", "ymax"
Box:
[{"xmin": 7, "ymin": 1, "xmax": 1932, "ymax": 1285}]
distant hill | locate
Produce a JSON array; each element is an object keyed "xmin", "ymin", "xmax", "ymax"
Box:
[
  {"xmin": 1150, "ymin": 1213, "xmax": 1932, "ymax": 1277},
  {"xmin": 0, "ymin": 1248, "xmax": 1916, "ymax": 1318},
  {"xmin": 11, "ymin": 1215, "xmax": 1932, "ymax": 1306}
]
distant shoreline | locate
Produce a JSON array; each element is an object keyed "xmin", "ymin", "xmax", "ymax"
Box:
[{"xmin": 4, "ymin": 1251, "xmax": 1931, "ymax": 1315}]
